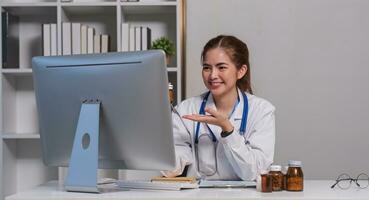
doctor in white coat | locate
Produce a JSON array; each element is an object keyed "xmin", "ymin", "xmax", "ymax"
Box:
[{"xmin": 163, "ymin": 35, "xmax": 275, "ymax": 181}]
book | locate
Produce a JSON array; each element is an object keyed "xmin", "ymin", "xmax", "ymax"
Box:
[
  {"xmin": 50, "ymin": 23, "xmax": 57, "ymax": 56},
  {"xmin": 2, "ymin": 12, "xmax": 19, "ymax": 68},
  {"xmin": 87, "ymin": 27, "xmax": 94, "ymax": 54},
  {"xmin": 42, "ymin": 24, "xmax": 51, "ymax": 56},
  {"xmin": 121, "ymin": 23, "xmax": 130, "ymax": 52},
  {"xmin": 71, "ymin": 23, "xmax": 81, "ymax": 55},
  {"xmin": 94, "ymin": 34, "xmax": 101, "ymax": 53},
  {"xmin": 81, "ymin": 25, "xmax": 88, "ymax": 54},
  {"xmin": 129, "ymin": 26, "xmax": 135, "ymax": 51},
  {"xmin": 151, "ymin": 176, "xmax": 197, "ymax": 184},
  {"xmin": 62, "ymin": 22, "xmax": 72, "ymax": 55},
  {"xmin": 101, "ymin": 34, "xmax": 109, "ymax": 53},
  {"xmin": 135, "ymin": 26, "xmax": 141, "ymax": 51},
  {"xmin": 141, "ymin": 26, "xmax": 151, "ymax": 50}
]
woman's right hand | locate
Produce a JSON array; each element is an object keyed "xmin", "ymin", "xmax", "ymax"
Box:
[
  {"xmin": 161, "ymin": 157, "xmax": 189, "ymax": 178},
  {"xmin": 183, "ymin": 107, "xmax": 234, "ymax": 132}
]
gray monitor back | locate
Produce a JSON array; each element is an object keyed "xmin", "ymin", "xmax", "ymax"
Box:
[{"xmin": 32, "ymin": 50, "xmax": 176, "ymax": 171}]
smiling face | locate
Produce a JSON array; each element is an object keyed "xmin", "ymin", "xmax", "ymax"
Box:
[{"xmin": 202, "ymin": 48, "xmax": 246, "ymax": 99}]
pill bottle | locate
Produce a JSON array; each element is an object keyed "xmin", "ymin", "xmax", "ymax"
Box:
[
  {"xmin": 281, "ymin": 165, "xmax": 289, "ymax": 190},
  {"xmin": 168, "ymin": 82, "xmax": 174, "ymax": 104},
  {"xmin": 260, "ymin": 171, "xmax": 272, "ymax": 193},
  {"xmin": 286, "ymin": 160, "xmax": 304, "ymax": 191},
  {"xmin": 269, "ymin": 165, "xmax": 283, "ymax": 191}
]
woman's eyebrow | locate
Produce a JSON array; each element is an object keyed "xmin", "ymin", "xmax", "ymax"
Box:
[
  {"xmin": 202, "ymin": 62, "xmax": 228, "ymax": 67},
  {"xmin": 215, "ymin": 62, "xmax": 228, "ymax": 66}
]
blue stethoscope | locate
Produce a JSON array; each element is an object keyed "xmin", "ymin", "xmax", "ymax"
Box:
[{"xmin": 194, "ymin": 91, "xmax": 249, "ymax": 144}]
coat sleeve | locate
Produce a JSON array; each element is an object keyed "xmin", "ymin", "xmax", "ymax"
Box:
[
  {"xmin": 162, "ymin": 104, "xmax": 194, "ymax": 177},
  {"xmin": 219, "ymin": 104, "xmax": 275, "ymax": 181}
]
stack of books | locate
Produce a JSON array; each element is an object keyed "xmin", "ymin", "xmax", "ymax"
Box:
[
  {"xmin": 121, "ymin": 23, "xmax": 151, "ymax": 52},
  {"xmin": 42, "ymin": 22, "xmax": 110, "ymax": 56}
]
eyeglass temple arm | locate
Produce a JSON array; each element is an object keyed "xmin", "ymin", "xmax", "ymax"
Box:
[
  {"xmin": 331, "ymin": 178, "xmax": 356, "ymax": 189},
  {"xmin": 331, "ymin": 181, "xmax": 338, "ymax": 189}
]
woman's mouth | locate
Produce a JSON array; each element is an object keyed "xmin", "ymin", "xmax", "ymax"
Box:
[{"xmin": 209, "ymin": 81, "xmax": 223, "ymax": 87}]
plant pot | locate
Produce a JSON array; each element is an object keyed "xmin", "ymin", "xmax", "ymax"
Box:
[{"xmin": 165, "ymin": 55, "xmax": 172, "ymax": 66}]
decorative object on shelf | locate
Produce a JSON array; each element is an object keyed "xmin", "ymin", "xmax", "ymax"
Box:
[
  {"xmin": 151, "ymin": 36, "xmax": 175, "ymax": 66},
  {"xmin": 2, "ymin": 11, "xmax": 19, "ymax": 68}
]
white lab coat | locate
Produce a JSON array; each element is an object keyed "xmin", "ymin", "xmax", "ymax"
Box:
[{"xmin": 169, "ymin": 89, "xmax": 275, "ymax": 181}]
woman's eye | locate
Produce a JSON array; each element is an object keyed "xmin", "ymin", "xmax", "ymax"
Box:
[
  {"xmin": 202, "ymin": 66, "xmax": 211, "ymax": 71},
  {"xmin": 219, "ymin": 66, "xmax": 227, "ymax": 70}
]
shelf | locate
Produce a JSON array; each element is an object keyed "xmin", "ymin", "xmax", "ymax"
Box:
[
  {"xmin": 0, "ymin": 5, "xmax": 57, "ymax": 16},
  {"xmin": 166, "ymin": 67, "xmax": 177, "ymax": 72},
  {"xmin": 60, "ymin": 2, "xmax": 117, "ymax": 7},
  {"xmin": 2, "ymin": 6, "xmax": 57, "ymax": 69},
  {"xmin": 121, "ymin": 1, "xmax": 177, "ymax": 7},
  {"xmin": 61, "ymin": 4, "xmax": 117, "ymax": 15},
  {"xmin": 0, "ymin": 1, "xmax": 183, "ymax": 198},
  {"xmin": 2, "ymin": 69, "xmax": 33, "ymax": 76},
  {"xmin": 60, "ymin": 0, "xmax": 116, "ymax": 3},
  {"xmin": 122, "ymin": 4, "xmax": 176, "ymax": 14},
  {"xmin": 2, "ymin": 133, "xmax": 40, "ymax": 139},
  {"xmin": 0, "ymin": 2, "xmax": 57, "ymax": 7}
]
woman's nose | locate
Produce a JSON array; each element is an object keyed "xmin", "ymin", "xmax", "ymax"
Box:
[{"xmin": 209, "ymin": 69, "xmax": 219, "ymax": 79}]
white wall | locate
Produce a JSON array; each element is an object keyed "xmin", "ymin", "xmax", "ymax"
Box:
[{"xmin": 185, "ymin": 0, "xmax": 369, "ymax": 179}]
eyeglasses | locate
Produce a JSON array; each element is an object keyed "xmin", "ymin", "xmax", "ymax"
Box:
[{"xmin": 331, "ymin": 173, "xmax": 369, "ymax": 189}]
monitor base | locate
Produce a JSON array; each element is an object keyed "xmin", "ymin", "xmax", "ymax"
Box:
[{"xmin": 65, "ymin": 101, "xmax": 101, "ymax": 193}]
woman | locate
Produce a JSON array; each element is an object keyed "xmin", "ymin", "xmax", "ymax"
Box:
[{"xmin": 163, "ymin": 35, "xmax": 275, "ymax": 181}]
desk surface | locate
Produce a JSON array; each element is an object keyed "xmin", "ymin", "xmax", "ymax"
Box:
[{"xmin": 5, "ymin": 180, "xmax": 369, "ymax": 200}]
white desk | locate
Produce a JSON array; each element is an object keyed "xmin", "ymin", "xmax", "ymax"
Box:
[{"xmin": 5, "ymin": 180, "xmax": 369, "ymax": 200}]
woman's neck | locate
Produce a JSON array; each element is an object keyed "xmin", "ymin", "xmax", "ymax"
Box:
[{"xmin": 213, "ymin": 88, "xmax": 239, "ymax": 115}]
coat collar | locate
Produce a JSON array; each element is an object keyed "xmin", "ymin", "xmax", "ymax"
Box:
[
  {"xmin": 233, "ymin": 88, "xmax": 245, "ymax": 120},
  {"xmin": 203, "ymin": 88, "xmax": 245, "ymax": 120},
  {"xmin": 199, "ymin": 89, "xmax": 246, "ymax": 136}
]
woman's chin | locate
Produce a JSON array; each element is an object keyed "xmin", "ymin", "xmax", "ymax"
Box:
[{"xmin": 209, "ymin": 88, "xmax": 224, "ymax": 97}]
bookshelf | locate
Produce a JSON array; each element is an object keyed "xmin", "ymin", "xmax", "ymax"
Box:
[{"xmin": 0, "ymin": 0, "xmax": 184, "ymax": 199}]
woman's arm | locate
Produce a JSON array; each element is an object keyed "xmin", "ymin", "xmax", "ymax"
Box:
[
  {"xmin": 220, "ymin": 107, "xmax": 275, "ymax": 180},
  {"xmin": 162, "ymin": 106, "xmax": 194, "ymax": 177},
  {"xmin": 183, "ymin": 104, "xmax": 275, "ymax": 180}
]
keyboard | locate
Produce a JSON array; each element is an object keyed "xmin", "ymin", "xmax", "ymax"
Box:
[
  {"xmin": 117, "ymin": 180, "xmax": 199, "ymax": 191},
  {"xmin": 199, "ymin": 180, "xmax": 256, "ymax": 188}
]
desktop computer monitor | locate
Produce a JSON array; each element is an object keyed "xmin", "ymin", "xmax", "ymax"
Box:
[{"xmin": 32, "ymin": 50, "xmax": 176, "ymax": 192}]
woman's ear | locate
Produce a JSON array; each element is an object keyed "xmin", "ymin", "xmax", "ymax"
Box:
[{"xmin": 237, "ymin": 65, "xmax": 247, "ymax": 80}]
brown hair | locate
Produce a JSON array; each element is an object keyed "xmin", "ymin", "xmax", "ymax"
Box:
[{"xmin": 201, "ymin": 35, "xmax": 253, "ymax": 94}]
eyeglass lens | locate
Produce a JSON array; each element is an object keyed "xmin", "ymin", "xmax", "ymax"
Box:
[
  {"xmin": 337, "ymin": 173, "xmax": 351, "ymax": 189},
  {"xmin": 356, "ymin": 173, "xmax": 369, "ymax": 189}
]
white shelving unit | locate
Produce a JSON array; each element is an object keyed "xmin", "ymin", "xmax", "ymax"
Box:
[{"xmin": 0, "ymin": 0, "xmax": 184, "ymax": 199}]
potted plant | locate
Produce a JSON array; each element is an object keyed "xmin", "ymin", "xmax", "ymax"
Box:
[{"xmin": 151, "ymin": 37, "xmax": 175, "ymax": 65}]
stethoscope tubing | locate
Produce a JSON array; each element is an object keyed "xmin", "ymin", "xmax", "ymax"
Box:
[{"xmin": 195, "ymin": 91, "xmax": 248, "ymax": 144}]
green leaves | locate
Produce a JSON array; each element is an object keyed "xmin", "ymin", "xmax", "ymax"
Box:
[{"xmin": 151, "ymin": 37, "xmax": 175, "ymax": 56}]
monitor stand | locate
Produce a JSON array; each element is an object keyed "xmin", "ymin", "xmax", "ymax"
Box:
[{"xmin": 65, "ymin": 101, "xmax": 101, "ymax": 193}]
